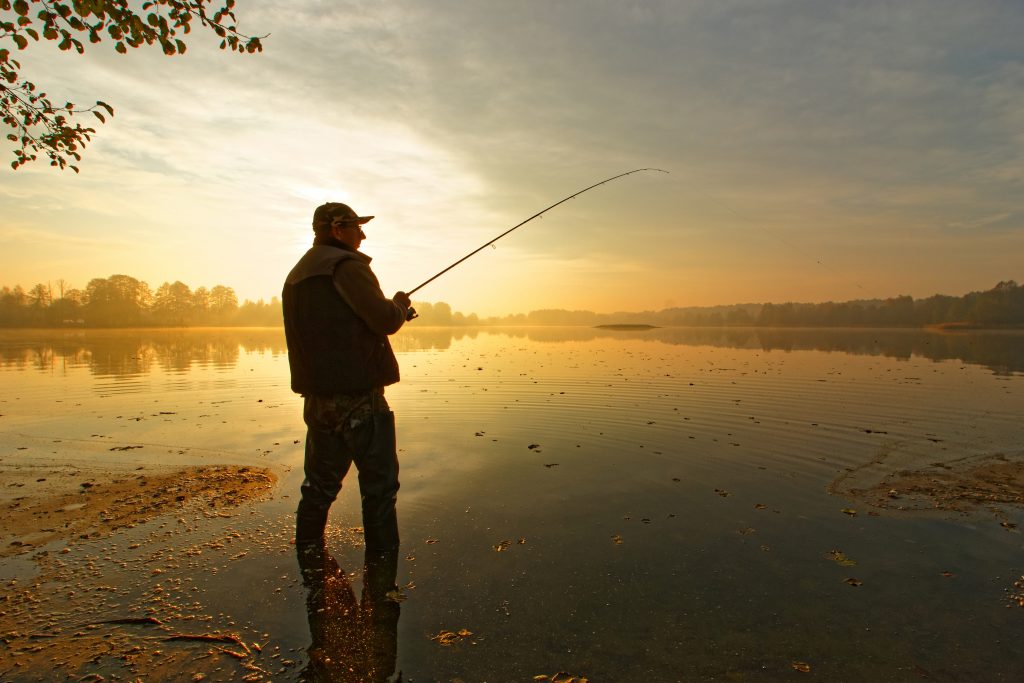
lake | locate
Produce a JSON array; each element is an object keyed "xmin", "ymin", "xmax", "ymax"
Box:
[{"xmin": 1, "ymin": 326, "xmax": 1022, "ymax": 681}]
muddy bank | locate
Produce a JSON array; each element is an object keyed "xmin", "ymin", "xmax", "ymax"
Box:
[
  {"xmin": 830, "ymin": 449, "xmax": 1024, "ymax": 519},
  {"xmin": 2, "ymin": 464, "xmax": 277, "ymax": 558},
  {"xmin": 0, "ymin": 463, "xmax": 289, "ymax": 682}
]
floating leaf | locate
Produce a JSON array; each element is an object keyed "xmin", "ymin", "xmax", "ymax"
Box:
[
  {"xmin": 844, "ymin": 577, "xmax": 863, "ymax": 587},
  {"xmin": 825, "ymin": 550, "xmax": 857, "ymax": 567},
  {"xmin": 534, "ymin": 673, "xmax": 590, "ymax": 683},
  {"xmin": 791, "ymin": 661, "xmax": 811, "ymax": 673},
  {"xmin": 431, "ymin": 628, "xmax": 473, "ymax": 646},
  {"xmin": 431, "ymin": 630, "xmax": 459, "ymax": 646},
  {"xmin": 1007, "ymin": 576, "xmax": 1024, "ymax": 608},
  {"xmin": 841, "ymin": 508, "xmax": 857, "ymax": 516},
  {"xmin": 714, "ymin": 488, "xmax": 730, "ymax": 497}
]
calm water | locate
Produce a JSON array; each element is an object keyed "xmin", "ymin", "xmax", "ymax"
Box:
[{"xmin": 1, "ymin": 326, "xmax": 1022, "ymax": 681}]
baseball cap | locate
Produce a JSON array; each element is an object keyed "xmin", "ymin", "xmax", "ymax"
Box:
[{"xmin": 312, "ymin": 202, "xmax": 375, "ymax": 232}]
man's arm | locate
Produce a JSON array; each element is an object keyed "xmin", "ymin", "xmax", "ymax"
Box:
[{"xmin": 333, "ymin": 260, "xmax": 409, "ymax": 335}]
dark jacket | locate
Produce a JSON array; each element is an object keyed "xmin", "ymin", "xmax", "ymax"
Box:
[{"xmin": 283, "ymin": 245, "xmax": 402, "ymax": 395}]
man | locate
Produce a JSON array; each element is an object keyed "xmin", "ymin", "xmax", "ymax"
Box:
[{"xmin": 283, "ymin": 202, "xmax": 411, "ymax": 552}]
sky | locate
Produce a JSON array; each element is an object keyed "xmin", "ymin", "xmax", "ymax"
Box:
[{"xmin": 2, "ymin": 0, "xmax": 1023, "ymax": 317}]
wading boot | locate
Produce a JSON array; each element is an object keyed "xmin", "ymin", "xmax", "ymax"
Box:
[
  {"xmin": 295, "ymin": 505, "xmax": 329, "ymax": 548},
  {"xmin": 363, "ymin": 512, "xmax": 399, "ymax": 554}
]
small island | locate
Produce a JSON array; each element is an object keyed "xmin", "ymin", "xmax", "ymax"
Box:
[{"xmin": 594, "ymin": 324, "xmax": 659, "ymax": 330}]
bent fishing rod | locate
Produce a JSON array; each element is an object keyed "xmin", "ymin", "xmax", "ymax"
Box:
[{"xmin": 404, "ymin": 168, "xmax": 669, "ymax": 319}]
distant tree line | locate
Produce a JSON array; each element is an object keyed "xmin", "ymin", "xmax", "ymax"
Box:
[
  {"xmin": 408, "ymin": 301, "xmax": 479, "ymax": 326},
  {"xmin": 3, "ymin": 277, "xmax": 1020, "ymax": 329},
  {"xmin": 478, "ymin": 280, "xmax": 1024, "ymax": 328},
  {"xmin": 0, "ymin": 274, "xmax": 479, "ymax": 328},
  {"xmin": 0, "ymin": 275, "xmax": 280, "ymax": 327}
]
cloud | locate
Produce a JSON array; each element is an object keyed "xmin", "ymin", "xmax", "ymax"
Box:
[{"xmin": 945, "ymin": 212, "xmax": 1013, "ymax": 232}]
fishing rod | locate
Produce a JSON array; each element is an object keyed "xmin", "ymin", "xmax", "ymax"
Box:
[{"xmin": 404, "ymin": 168, "xmax": 669, "ymax": 319}]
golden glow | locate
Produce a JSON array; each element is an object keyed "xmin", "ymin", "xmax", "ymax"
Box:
[{"xmin": 2, "ymin": 2, "xmax": 1021, "ymax": 318}]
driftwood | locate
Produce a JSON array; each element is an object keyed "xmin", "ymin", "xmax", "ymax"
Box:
[
  {"xmin": 164, "ymin": 633, "xmax": 250, "ymax": 652},
  {"xmin": 95, "ymin": 616, "xmax": 164, "ymax": 626}
]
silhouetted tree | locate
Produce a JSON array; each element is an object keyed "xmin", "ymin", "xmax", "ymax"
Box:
[
  {"xmin": 208, "ymin": 284, "xmax": 238, "ymax": 322},
  {"xmin": 84, "ymin": 274, "xmax": 151, "ymax": 326},
  {"xmin": 152, "ymin": 280, "xmax": 193, "ymax": 325},
  {"xmin": 2, "ymin": 0, "xmax": 263, "ymax": 171}
]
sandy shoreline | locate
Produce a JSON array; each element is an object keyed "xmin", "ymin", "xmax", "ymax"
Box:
[
  {"xmin": 829, "ymin": 448, "xmax": 1024, "ymax": 521},
  {"xmin": 2, "ymin": 462, "xmax": 277, "ymax": 558},
  {"xmin": 1, "ymin": 437, "xmax": 285, "ymax": 681},
  {"xmin": 1, "ymin": 433, "xmax": 278, "ymax": 558}
]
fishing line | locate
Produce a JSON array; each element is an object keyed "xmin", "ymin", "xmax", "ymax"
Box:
[{"xmin": 406, "ymin": 168, "xmax": 669, "ymax": 298}]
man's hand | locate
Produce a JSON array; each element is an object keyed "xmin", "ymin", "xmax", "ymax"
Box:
[{"xmin": 393, "ymin": 291, "xmax": 411, "ymax": 308}]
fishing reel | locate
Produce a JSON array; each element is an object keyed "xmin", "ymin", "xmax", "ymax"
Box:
[{"xmin": 405, "ymin": 306, "xmax": 418, "ymax": 321}]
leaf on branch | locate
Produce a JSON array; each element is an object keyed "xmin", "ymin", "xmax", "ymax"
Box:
[{"xmin": 6, "ymin": 0, "xmax": 265, "ymax": 173}]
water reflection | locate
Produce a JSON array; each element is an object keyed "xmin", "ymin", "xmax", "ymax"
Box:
[
  {"xmin": 0, "ymin": 328, "xmax": 286, "ymax": 376},
  {"xmin": 297, "ymin": 546, "xmax": 400, "ymax": 683},
  {"xmin": 1, "ymin": 326, "xmax": 1022, "ymax": 376}
]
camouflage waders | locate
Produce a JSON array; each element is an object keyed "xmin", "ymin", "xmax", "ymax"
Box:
[{"xmin": 296, "ymin": 389, "xmax": 400, "ymax": 551}]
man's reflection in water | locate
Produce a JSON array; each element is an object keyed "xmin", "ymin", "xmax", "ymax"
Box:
[{"xmin": 297, "ymin": 545, "xmax": 401, "ymax": 682}]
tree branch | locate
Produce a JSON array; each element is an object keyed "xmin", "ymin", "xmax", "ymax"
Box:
[{"xmin": 1, "ymin": 0, "xmax": 264, "ymax": 171}]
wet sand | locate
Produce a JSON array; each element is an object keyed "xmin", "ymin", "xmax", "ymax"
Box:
[
  {"xmin": 2, "ymin": 459, "xmax": 276, "ymax": 558},
  {"xmin": 0, "ymin": 442, "xmax": 281, "ymax": 681},
  {"xmin": 830, "ymin": 448, "xmax": 1024, "ymax": 520}
]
